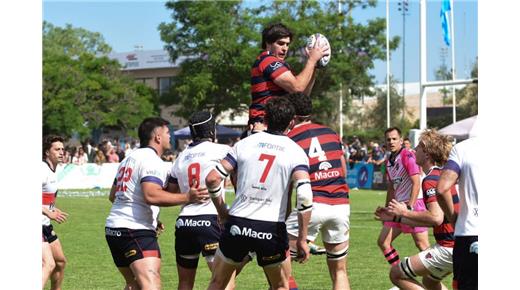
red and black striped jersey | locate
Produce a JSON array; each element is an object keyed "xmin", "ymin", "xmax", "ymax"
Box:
[
  {"xmin": 422, "ymin": 167, "xmax": 459, "ymax": 248},
  {"xmin": 287, "ymin": 123, "xmax": 349, "ymax": 205},
  {"xmin": 249, "ymin": 51, "xmax": 291, "ymax": 124}
]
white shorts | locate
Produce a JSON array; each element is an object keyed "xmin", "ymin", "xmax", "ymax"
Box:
[
  {"xmin": 417, "ymin": 243, "xmax": 453, "ymax": 280},
  {"xmin": 286, "ymin": 203, "xmax": 350, "ymax": 244}
]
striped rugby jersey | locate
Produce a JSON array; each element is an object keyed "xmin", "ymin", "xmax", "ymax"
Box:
[
  {"xmin": 249, "ymin": 51, "xmax": 291, "ymax": 124},
  {"xmin": 287, "ymin": 123, "xmax": 349, "ymax": 205},
  {"xmin": 386, "ymin": 148, "xmax": 421, "ymax": 202},
  {"xmin": 422, "ymin": 167, "xmax": 459, "ymax": 247}
]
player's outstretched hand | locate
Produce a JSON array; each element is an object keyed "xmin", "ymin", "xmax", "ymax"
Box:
[
  {"xmin": 295, "ymin": 238, "xmax": 311, "ymax": 264},
  {"xmin": 50, "ymin": 208, "xmax": 69, "ymax": 224},
  {"xmin": 374, "ymin": 206, "xmax": 394, "ymax": 222},
  {"xmin": 187, "ymin": 179, "xmax": 210, "ymax": 204}
]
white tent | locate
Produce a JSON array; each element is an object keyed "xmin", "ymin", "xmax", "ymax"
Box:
[{"xmin": 438, "ymin": 115, "xmax": 478, "ymax": 140}]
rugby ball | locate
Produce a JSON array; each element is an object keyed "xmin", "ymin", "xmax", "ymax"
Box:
[{"xmin": 306, "ymin": 33, "xmax": 331, "ymax": 68}]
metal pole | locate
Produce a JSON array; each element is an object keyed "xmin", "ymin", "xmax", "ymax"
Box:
[
  {"xmin": 419, "ymin": 0, "xmax": 427, "ymax": 130},
  {"xmin": 386, "ymin": 0, "xmax": 391, "ymax": 128},
  {"xmin": 450, "ymin": 0, "xmax": 457, "ymax": 123}
]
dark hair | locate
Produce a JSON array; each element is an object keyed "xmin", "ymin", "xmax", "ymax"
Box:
[
  {"xmin": 404, "ymin": 137, "xmax": 411, "ymax": 142},
  {"xmin": 261, "ymin": 23, "xmax": 293, "ymax": 49},
  {"xmin": 384, "ymin": 127, "xmax": 402, "ymax": 137},
  {"xmin": 189, "ymin": 111, "xmax": 216, "ymax": 141},
  {"xmin": 265, "ymin": 97, "xmax": 295, "ymax": 132},
  {"xmin": 43, "ymin": 135, "xmax": 64, "ymax": 160},
  {"xmin": 285, "ymin": 92, "xmax": 312, "ymax": 118},
  {"xmin": 138, "ymin": 117, "xmax": 170, "ymax": 147}
]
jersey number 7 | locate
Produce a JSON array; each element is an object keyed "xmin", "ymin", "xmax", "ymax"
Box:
[{"xmin": 258, "ymin": 154, "xmax": 275, "ymax": 183}]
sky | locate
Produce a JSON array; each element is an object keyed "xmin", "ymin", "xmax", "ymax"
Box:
[{"xmin": 42, "ymin": 0, "xmax": 478, "ymax": 85}]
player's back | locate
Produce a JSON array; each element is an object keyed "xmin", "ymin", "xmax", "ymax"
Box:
[
  {"xmin": 172, "ymin": 141, "xmax": 230, "ymax": 216},
  {"xmin": 287, "ymin": 123, "xmax": 349, "ymax": 205},
  {"xmin": 106, "ymin": 147, "xmax": 166, "ymax": 230},
  {"xmin": 226, "ymin": 131, "xmax": 308, "ymax": 222}
]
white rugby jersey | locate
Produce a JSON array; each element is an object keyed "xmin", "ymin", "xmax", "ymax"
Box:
[
  {"xmin": 42, "ymin": 161, "xmax": 58, "ymax": 226},
  {"xmin": 170, "ymin": 141, "xmax": 230, "ymax": 216},
  {"xmin": 444, "ymin": 137, "xmax": 479, "ymax": 236},
  {"xmin": 105, "ymin": 147, "xmax": 168, "ymax": 230},
  {"xmin": 226, "ymin": 131, "xmax": 309, "ymax": 222}
]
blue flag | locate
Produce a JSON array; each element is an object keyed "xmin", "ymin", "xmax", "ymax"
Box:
[{"xmin": 441, "ymin": 0, "xmax": 451, "ymax": 46}]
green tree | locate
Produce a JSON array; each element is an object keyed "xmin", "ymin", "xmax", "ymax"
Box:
[
  {"xmin": 159, "ymin": 0, "xmax": 399, "ymax": 125},
  {"xmin": 456, "ymin": 58, "xmax": 478, "ymax": 119},
  {"xmin": 434, "ymin": 64, "xmax": 452, "ymax": 105},
  {"xmin": 368, "ymin": 76, "xmax": 412, "ymax": 133},
  {"xmin": 43, "ymin": 22, "xmax": 157, "ymax": 138}
]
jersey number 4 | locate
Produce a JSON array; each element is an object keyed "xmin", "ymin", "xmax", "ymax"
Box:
[
  {"xmin": 258, "ymin": 154, "xmax": 275, "ymax": 183},
  {"xmin": 309, "ymin": 137, "xmax": 327, "ymax": 161}
]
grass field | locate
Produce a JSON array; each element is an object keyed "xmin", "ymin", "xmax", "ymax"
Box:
[{"xmin": 48, "ymin": 189, "xmax": 453, "ymax": 290}]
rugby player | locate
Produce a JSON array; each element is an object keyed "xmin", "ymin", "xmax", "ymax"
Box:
[
  {"xmin": 167, "ymin": 111, "xmax": 235, "ymax": 290},
  {"xmin": 436, "ymin": 128, "xmax": 479, "ymax": 290},
  {"xmin": 375, "ymin": 129, "xmax": 458, "ymax": 290},
  {"xmin": 206, "ymin": 97, "xmax": 312, "ymax": 290},
  {"xmin": 42, "ymin": 135, "xmax": 69, "ymax": 290},
  {"xmin": 105, "ymin": 117, "xmax": 209, "ymax": 290},
  {"xmin": 377, "ymin": 127, "xmax": 430, "ymax": 267},
  {"xmin": 249, "ymin": 22, "xmax": 328, "ymax": 132},
  {"xmin": 284, "ymin": 92, "xmax": 351, "ymax": 290}
]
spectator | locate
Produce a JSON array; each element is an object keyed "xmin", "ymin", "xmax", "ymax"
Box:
[
  {"xmin": 107, "ymin": 146, "xmax": 120, "ymax": 163},
  {"xmin": 115, "ymin": 146, "xmax": 125, "ymax": 161},
  {"xmin": 367, "ymin": 143, "xmax": 385, "ymax": 166},
  {"xmin": 94, "ymin": 149, "xmax": 106, "ymax": 165},
  {"xmin": 83, "ymin": 138, "xmax": 97, "ymax": 163},
  {"xmin": 126, "ymin": 140, "xmax": 138, "ymax": 155},
  {"xmin": 404, "ymin": 138, "xmax": 414, "ymax": 152},
  {"xmin": 72, "ymin": 146, "xmax": 88, "ymax": 165}
]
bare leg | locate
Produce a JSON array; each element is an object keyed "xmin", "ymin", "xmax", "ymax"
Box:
[
  {"xmin": 263, "ymin": 258, "xmax": 290, "ymax": 290},
  {"xmin": 412, "ymin": 231, "xmax": 430, "ymax": 251},
  {"xmin": 129, "ymin": 257, "xmax": 162, "ymax": 290},
  {"xmin": 177, "ymin": 264, "xmax": 197, "ymax": 290},
  {"xmin": 49, "ymin": 239, "xmax": 67, "ymax": 290},
  {"xmin": 117, "ymin": 267, "xmax": 141, "ymax": 290},
  {"xmin": 207, "ymin": 253, "xmax": 238, "ymax": 290},
  {"xmin": 377, "ymin": 226, "xmax": 403, "ymax": 265},
  {"xmin": 324, "ymin": 241, "xmax": 350, "ymax": 290},
  {"xmin": 42, "ymin": 242, "xmax": 55, "ymax": 289}
]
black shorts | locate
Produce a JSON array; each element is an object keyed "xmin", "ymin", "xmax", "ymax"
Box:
[
  {"xmin": 175, "ymin": 215, "xmax": 222, "ymax": 269},
  {"xmin": 453, "ymin": 236, "xmax": 478, "ymax": 290},
  {"xmin": 105, "ymin": 227, "xmax": 161, "ymax": 268},
  {"xmin": 42, "ymin": 224, "xmax": 58, "ymax": 244},
  {"xmin": 219, "ymin": 216, "xmax": 288, "ymax": 267}
]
